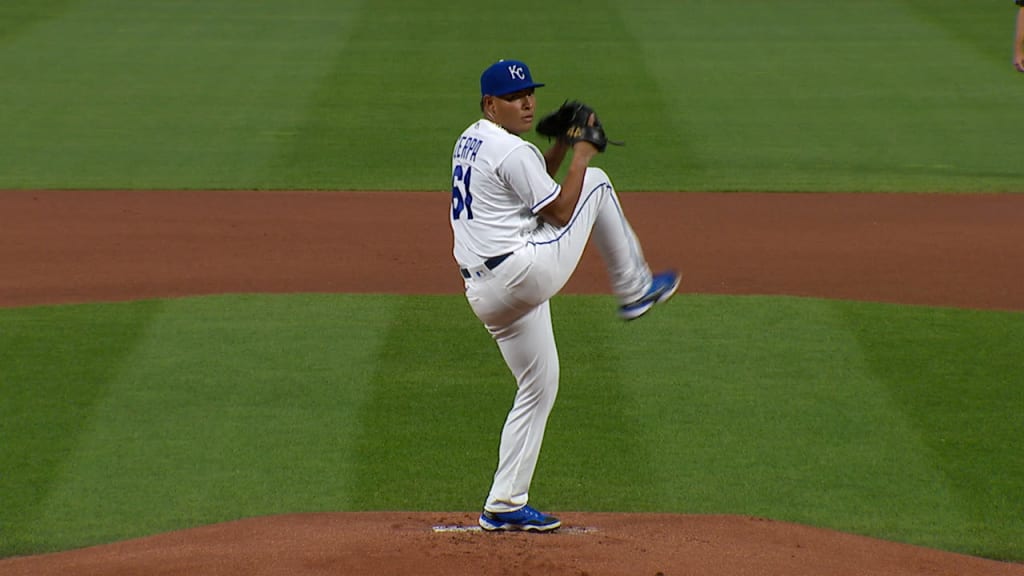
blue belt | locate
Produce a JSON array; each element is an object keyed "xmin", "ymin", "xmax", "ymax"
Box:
[{"xmin": 460, "ymin": 252, "xmax": 512, "ymax": 279}]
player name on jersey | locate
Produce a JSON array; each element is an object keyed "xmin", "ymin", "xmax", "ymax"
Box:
[{"xmin": 453, "ymin": 135, "xmax": 484, "ymax": 162}]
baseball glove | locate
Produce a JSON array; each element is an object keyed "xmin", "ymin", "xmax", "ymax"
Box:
[{"xmin": 536, "ymin": 100, "xmax": 623, "ymax": 153}]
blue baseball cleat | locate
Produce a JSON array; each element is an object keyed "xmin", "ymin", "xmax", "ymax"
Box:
[
  {"xmin": 478, "ymin": 505, "xmax": 561, "ymax": 532},
  {"xmin": 619, "ymin": 270, "xmax": 681, "ymax": 320}
]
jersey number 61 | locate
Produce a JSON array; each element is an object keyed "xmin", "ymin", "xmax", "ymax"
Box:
[{"xmin": 451, "ymin": 164, "xmax": 474, "ymax": 221}]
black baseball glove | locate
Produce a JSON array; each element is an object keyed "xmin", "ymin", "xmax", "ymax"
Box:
[{"xmin": 536, "ymin": 100, "xmax": 623, "ymax": 153}]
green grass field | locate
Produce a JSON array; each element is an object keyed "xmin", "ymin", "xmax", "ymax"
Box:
[
  {"xmin": 1, "ymin": 0, "xmax": 1023, "ymax": 564},
  {"xmin": 1, "ymin": 296, "xmax": 1022, "ymax": 559},
  {"xmin": 0, "ymin": 0, "xmax": 1020, "ymax": 191}
]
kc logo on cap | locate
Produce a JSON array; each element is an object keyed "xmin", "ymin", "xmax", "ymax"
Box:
[{"xmin": 480, "ymin": 59, "xmax": 545, "ymax": 97}]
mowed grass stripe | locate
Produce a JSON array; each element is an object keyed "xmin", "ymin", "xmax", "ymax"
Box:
[
  {"xmin": 264, "ymin": 1, "xmax": 460, "ymax": 191},
  {"xmin": 0, "ymin": 300, "xmax": 161, "ymax": 556},
  {"xmin": 345, "ymin": 296, "xmax": 509, "ymax": 510},
  {"xmin": 260, "ymin": 0, "xmax": 614, "ymax": 190},
  {"xmin": 615, "ymin": 1, "xmax": 1020, "ymax": 191},
  {"xmin": 0, "ymin": 1, "xmax": 77, "ymax": 43},
  {"xmin": 0, "ymin": 0, "xmax": 360, "ymax": 189},
  {"xmin": 616, "ymin": 297, "xmax": 972, "ymax": 549},
  {"xmin": 841, "ymin": 303, "xmax": 1024, "ymax": 558},
  {"xmin": 265, "ymin": 0, "xmax": 667, "ymax": 191},
  {"xmin": 538, "ymin": 297, "xmax": 665, "ymax": 512},
  {"xmin": 23, "ymin": 295, "xmax": 396, "ymax": 553}
]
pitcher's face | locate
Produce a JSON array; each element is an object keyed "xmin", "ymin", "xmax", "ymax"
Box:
[{"xmin": 485, "ymin": 88, "xmax": 536, "ymax": 135}]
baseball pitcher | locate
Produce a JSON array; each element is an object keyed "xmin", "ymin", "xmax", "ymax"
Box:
[{"xmin": 450, "ymin": 59, "xmax": 680, "ymax": 532}]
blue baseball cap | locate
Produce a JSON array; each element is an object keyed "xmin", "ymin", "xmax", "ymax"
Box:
[{"xmin": 480, "ymin": 59, "xmax": 545, "ymax": 97}]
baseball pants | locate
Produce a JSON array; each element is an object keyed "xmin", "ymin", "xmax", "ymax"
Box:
[{"xmin": 464, "ymin": 167, "xmax": 652, "ymax": 512}]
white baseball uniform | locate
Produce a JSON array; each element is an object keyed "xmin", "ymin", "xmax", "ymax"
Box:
[{"xmin": 451, "ymin": 118, "xmax": 653, "ymax": 513}]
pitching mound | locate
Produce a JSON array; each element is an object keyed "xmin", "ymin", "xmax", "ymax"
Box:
[{"xmin": 2, "ymin": 512, "xmax": 1022, "ymax": 576}]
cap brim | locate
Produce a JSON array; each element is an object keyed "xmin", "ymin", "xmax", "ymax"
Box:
[{"xmin": 488, "ymin": 82, "xmax": 545, "ymax": 97}]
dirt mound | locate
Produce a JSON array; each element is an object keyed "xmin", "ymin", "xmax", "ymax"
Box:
[{"xmin": 2, "ymin": 512, "xmax": 1022, "ymax": 576}]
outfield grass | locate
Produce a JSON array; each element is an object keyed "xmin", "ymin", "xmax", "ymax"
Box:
[
  {"xmin": 1, "ymin": 295, "xmax": 1021, "ymax": 560},
  {"xmin": 0, "ymin": 0, "xmax": 1020, "ymax": 191}
]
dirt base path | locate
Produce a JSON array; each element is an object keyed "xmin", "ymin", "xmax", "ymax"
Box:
[
  {"xmin": 1, "ymin": 190, "xmax": 1022, "ymax": 576},
  {"xmin": 1, "ymin": 191, "xmax": 1021, "ymax": 310}
]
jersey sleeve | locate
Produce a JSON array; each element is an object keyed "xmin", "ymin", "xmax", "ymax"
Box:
[{"xmin": 498, "ymin": 144, "xmax": 561, "ymax": 214}]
